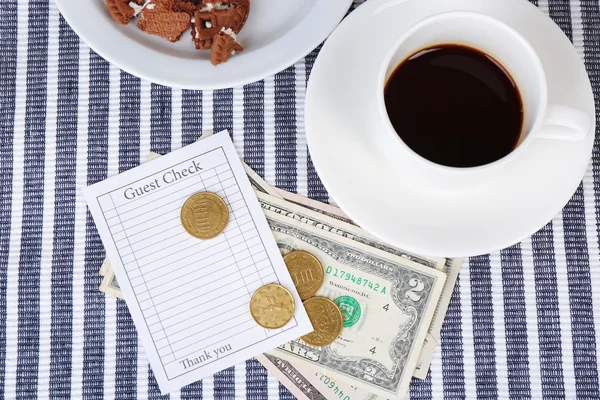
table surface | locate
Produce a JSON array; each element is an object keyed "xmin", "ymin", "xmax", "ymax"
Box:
[{"xmin": 1, "ymin": 0, "xmax": 599, "ymax": 399}]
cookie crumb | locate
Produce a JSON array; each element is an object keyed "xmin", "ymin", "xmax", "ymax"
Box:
[{"xmin": 210, "ymin": 29, "xmax": 243, "ymax": 65}]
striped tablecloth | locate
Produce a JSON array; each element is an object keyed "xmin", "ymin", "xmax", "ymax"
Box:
[{"xmin": 1, "ymin": 0, "xmax": 599, "ymax": 399}]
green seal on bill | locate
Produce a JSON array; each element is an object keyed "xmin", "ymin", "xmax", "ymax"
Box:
[{"xmin": 334, "ymin": 295, "xmax": 361, "ymax": 328}]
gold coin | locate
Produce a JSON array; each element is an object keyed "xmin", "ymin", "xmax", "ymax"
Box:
[
  {"xmin": 300, "ymin": 296, "xmax": 343, "ymax": 347},
  {"xmin": 250, "ymin": 283, "xmax": 295, "ymax": 329},
  {"xmin": 284, "ymin": 250, "xmax": 324, "ymax": 300},
  {"xmin": 180, "ymin": 192, "xmax": 229, "ymax": 239}
]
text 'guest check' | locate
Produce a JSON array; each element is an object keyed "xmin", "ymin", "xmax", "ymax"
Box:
[{"xmin": 84, "ymin": 131, "xmax": 312, "ymax": 394}]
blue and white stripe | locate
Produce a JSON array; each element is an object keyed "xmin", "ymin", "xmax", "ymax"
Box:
[
  {"xmin": 70, "ymin": 14, "xmax": 90, "ymax": 400},
  {"xmin": 49, "ymin": 11, "xmax": 80, "ymax": 398},
  {"xmin": 1, "ymin": 0, "xmax": 600, "ymax": 398}
]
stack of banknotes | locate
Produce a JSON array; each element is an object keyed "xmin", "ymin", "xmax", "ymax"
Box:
[{"xmin": 99, "ymin": 150, "xmax": 462, "ymax": 399}]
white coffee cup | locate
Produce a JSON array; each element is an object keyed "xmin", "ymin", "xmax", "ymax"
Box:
[{"xmin": 375, "ymin": 11, "xmax": 592, "ymax": 190}]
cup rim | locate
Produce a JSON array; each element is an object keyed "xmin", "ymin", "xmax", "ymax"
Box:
[{"xmin": 377, "ymin": 10, "xmax": 549, "ymax": 173}]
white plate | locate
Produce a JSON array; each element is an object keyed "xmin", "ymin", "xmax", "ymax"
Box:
[
  {"xmin": 56, "ymin": 0, "xmax": 352, "ymax": 90},
  {"xmin": 305, "ymin": 0, "xmax": 595, "ymax": 257}
]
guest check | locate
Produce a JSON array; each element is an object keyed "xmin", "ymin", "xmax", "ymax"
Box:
[{"xmin": 83, "ymin": 131, "xmax": 312, "ymax": 394}]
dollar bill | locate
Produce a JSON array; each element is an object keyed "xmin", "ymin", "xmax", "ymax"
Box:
[
  {"xmin": 275, "ymin": 188, "xmax": 355, "ymax": 225},
  {"xmin": 242, "ymin": 161, "xmax": 284, "ymax": 198},
  {"xmin": 256, "ymin": 354, "xmax": 380, "ymax": 400},
  {"xmin": 413, "ymin": 257, "xmax": 463, "ymax": 378},
  {"xmin": 99, "ymin": 264, "xmax": 124, "ymax": 299},
  {"xmin": 99, "ymin": 257, "xmax": 110, "ymax": 276},
  {"xmin": 255, "ymin": 192, "xmax": 459, "ymax": 378},
  {"xmin": 263, "ymin": 209, "xmax": 446, "ymax": 399}
]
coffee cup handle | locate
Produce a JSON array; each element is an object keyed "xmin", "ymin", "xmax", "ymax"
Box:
[{"xmin": 537, "ymin": 104, "xmax": 592, "ymax": 141}]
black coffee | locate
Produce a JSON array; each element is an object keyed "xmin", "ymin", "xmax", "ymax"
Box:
[{"xmin": 384, "ymin": 44, "xmax": 523, "ymax": 167}]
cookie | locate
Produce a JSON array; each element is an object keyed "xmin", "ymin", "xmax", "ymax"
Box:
[
  {"xmin": 191, "ymin": 0, "xmax": 250, "ymax": 50},
  {"xmin": 173, "ymin": 0, "xmax": 196, "ymax": 14},
  {"xmin": 138, "ymin": 0, "xmax": 196, "ymax": 42},
  {"xmin": 107, "ymin": 0, "xmax": 144, "ymax": 24},
  {"xmin": 210, "ymin": 28, "xmax": 243, "ymax": 65}
]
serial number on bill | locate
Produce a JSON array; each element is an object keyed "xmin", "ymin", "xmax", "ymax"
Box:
[{"xmin": 325, "ymin": 266, "xmax": 388, "ymax": 294}]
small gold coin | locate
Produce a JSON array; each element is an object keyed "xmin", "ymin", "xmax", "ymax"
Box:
[
  {"xmin": 300, "ymin": 296, "xmax": 344, "ymax": 347},
  {"xmin": 284, "ymin": 250, "xmax": 324, "ymax": 300},
  {"xmin": 181, "ymin": 192, "xmax": 229, "ymax": 239},
  {"xmin": 250, "ymin": 283, "xmax": 295, "ymax": 329}
]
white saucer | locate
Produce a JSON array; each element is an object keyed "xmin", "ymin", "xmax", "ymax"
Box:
[
  {"xmin": 305, "ymin": 0, "xmax": 595, "ymax": 257},
  {"xmin": 56, "ymin": 0, "xmax": 352, "ymax": 90}
]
